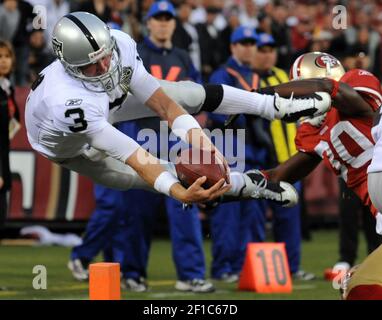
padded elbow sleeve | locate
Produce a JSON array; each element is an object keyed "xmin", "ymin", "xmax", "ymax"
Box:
[{"xmin": 200, "ymin": 84, "xmax": 224, "ymax": 112}]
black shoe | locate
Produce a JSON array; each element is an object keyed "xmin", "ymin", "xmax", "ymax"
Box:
[{"xmin": 242, "ymin": 170, "xmax": 299, "ymax": 207}]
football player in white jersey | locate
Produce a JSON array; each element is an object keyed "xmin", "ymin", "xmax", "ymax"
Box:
[
  {"xmin": 25, "ymin": 12, "xmax": 330, "ymax": 206},
  {"xmin": 368, "ymin": 117, "xmax": 382, "ymax": 214}
]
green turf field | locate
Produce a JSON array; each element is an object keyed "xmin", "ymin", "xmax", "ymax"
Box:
[{"xmin": 0, "ymin": 229, "xmax": 369, "ymax": 300}]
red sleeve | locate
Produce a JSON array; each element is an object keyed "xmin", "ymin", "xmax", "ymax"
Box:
[
  {"xmin": 340, "ymin": 69, "xmax": 382, "ymax": 111},
  {"xmin": 295, "ymin": 122, "xmax": 322, "ymax": 154}
]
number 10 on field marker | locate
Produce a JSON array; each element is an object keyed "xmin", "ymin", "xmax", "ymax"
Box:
[{"xmin": 238, "ymin": 243, "xmax": 292, "ymax": 293}]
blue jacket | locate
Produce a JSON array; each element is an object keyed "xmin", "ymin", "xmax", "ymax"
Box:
[
  {"xmin": 208, "ymin": 57, "xmax": 258, "ymax": 128},
  {"xmin": 137, "ymin": 37, "xmax": 202, "ymax": 84},
  {"xmin": 208, "ymin": 57, "xmax": 269, "ymax": 168}
]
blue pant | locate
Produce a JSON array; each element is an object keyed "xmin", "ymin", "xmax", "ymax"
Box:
[
  {"xmin": 71, "ymin": 185, "xmax": 124, "ymax": 262},
  {"xmin": 268, "ymin": 181, "xmax": 302, "ymax": 274},
  {"xmin": 107, "ymin": 190, "xmax": 206, "ymax": 280},
  {"xmin": 210, "ymin": 181, "xmax": 302, "ymax": 277},
  {"xmin": 210, "ymin": 199, "xmax": 266, "ymax": 278},
  {"xmin": 73, "ymin": 120, "xmax": 141, "ymax": 264},
  {"xmin": 73, "ymin": 116, "xmax": 207, "ymax": 280},
  {"xmin": 165, "ymin": 196, "xmax": 206, "ymax": 280},
  {"xmin": 208, "ymin": 131, "xmax": 268, "ymax": 278},
  {"xmin": 72, "ymin": 186, "xmax": 207, "ymax": 281}
]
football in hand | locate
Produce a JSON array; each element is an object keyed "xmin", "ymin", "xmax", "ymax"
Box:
[{"xmin": 175, "ymin": 148, "xmax": 228, "ymax": 188}]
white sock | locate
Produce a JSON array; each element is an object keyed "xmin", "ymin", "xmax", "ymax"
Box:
[
  {"xmin": 213, "ymin": 85, "xmax": 275, "ymax": 120},
  {"xmin": 226, "ymin": 171, "xmax": 245, "ymax": 196}
]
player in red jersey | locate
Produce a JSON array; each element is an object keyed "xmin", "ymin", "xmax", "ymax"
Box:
[
  {"xmin": 258, "ymin": 51, "xmax": 382, "ymax": 300},
  {"xmin": 259, "ymin": 52, "xmax": 382, "ymax": 226}
]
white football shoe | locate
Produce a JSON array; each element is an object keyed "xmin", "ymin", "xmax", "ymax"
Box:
[
  {"xmin": 67, "ymin": 259, "xmax": 89, "ymax": 281},
  {"xmin": 274, "ymin": 92, "xmax": 331, "ymax": 122},
  {"xmin": 175, "ymin": 279, "xmax": 215, "ymax": 293},
  {"xmin": 241, "ymin": 169, "xmax": 299, "ymax": 208}
]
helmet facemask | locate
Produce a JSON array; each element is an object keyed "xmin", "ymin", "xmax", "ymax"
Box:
[{"xmin": 62, "ymin": 37, "xmax": 123, "ymax": 93}]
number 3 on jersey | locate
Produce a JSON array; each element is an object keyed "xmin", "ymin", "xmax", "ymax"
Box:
[{"xmin": 65, "ymin": 108, "xmax": 88, "ymax": 133}]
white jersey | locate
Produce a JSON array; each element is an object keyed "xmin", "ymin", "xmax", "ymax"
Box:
[
  {"xmin": 368, "ymin": 113, "xmax": 382, "ymax": 173},
  {"xmin": 25, "ymin": 30, "xmax": 160, "ymax": 161}
]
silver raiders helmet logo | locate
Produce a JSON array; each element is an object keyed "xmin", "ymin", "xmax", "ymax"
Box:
[{"xmin": 52, "ymin": 37, "xmax": 63, "ymax": 60}]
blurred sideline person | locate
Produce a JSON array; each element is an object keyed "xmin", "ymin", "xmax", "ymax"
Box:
[
  {"xmin": 172, "ymin": 0, "xmax": 202, "ymax": 71},
  {"xmin": 206, "ymin": 26, "xmax": 266, "ymax": 282},
  {"xmin": 0, "ymin": 40, "xmax": 20, "ymax": 231},
  {"xmin": 121, "ymin": 2, "xmax": 212, "ymax": 293},
  {"xmin": 25, "ymin": 11, "xmax": 331, "ymax": 210},
  {"xmin": 251, "ymin": 33, "xmax": 315, "ymax": 280}
]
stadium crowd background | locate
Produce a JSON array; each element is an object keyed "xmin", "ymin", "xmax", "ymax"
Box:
[
  {"xmin": 2, "ymin": 0, "xmax": 382, "ymax": 86},
  {"xmin": 2, "ymin": 0, "xmax": 382, "ymax": 291}
]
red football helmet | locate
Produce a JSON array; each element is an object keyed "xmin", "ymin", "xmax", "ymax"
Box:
[{"xmin": 289, "ymin": 52, "xmax": 345, "ymax": 81}]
